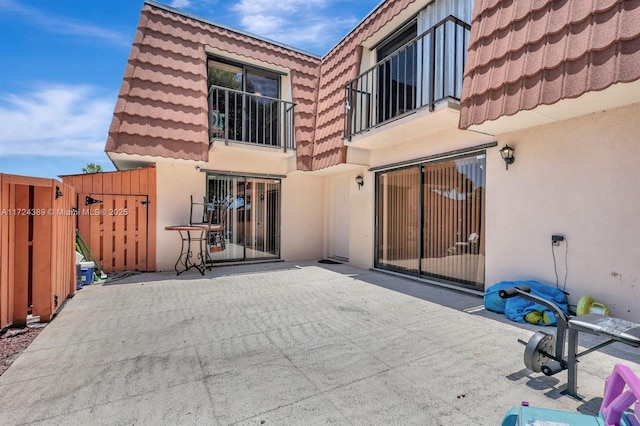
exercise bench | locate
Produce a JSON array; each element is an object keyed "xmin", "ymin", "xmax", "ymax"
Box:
[{"xmin": 499, "ymin": 286, "xmax": 640, "ymax": 398}]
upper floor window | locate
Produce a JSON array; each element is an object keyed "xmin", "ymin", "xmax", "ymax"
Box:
[
  {"xmin": 207, "ymin": 57, "xmax": 295, "ymax": 150},
  {"xmin": 376, "ymin": 21, "xmax": 417, "ymax": 62},
  {"xmin": 344, "ymin": 3, "xmax": 471, "ymax": 140},
  {"xmin": 375, "ymin": 21, "xmax": 418, "ymax": 123},
  {"xmin": 207, "ymin": 58, "xmax": 280, "ymax": 99}
]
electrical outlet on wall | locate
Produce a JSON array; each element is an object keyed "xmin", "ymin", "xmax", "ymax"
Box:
[{"xmin": 552, "ymin": 235, "xmax": 564, "ymax": 245}]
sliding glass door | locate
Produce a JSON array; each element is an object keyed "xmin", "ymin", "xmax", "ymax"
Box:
[
  {"xmin": 208, "ymin": 58, "xmax": 281, "ymax": 145},
  {"xmin": 207, "ymin": 174, "xmax": 280, "ymax": 263},
  {"xmin": 375, "ymin": 153, "xmax": 485, "ymax": 289}
]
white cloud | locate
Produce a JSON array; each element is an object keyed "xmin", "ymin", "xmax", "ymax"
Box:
[
  {"xmin": 0, "ymin": 84, "xmax": 114, "ymax": 157},
  {"xmin": 230, "ymin": 0, "xmax": 360, "ymax": 54},
  {"xmin": 233, "ymin": 0, "xmax": 326, "ymax": 15},
  {"xmin": 0, "ymin": 0, "xmax": 130, "ymax": 47},
  {"xmin": 169, "ymin": 0, "xmax": 192, "ymax": 8}
]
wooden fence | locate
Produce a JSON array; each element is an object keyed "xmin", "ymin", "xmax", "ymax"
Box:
[
  {"xmin": 61, "ymin": 167, "xmax": 156, "ymax": 273},
  {"xmin": 0, "ymin": 174, "xmax": 77, "ymax": 329}
]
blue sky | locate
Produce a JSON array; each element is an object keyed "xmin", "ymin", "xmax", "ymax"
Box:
[{"xmin": 0, "ymin": 0, "xmax": 380, "ymax": 179}]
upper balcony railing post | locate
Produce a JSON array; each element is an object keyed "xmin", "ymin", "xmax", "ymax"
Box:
[
  {"xmin": 288, "ymin": 103, "xmax": 295, "ymax": 151},
  {"xmin": 429, "ymin": 22, "xmax": 437, "ymax": 112},
  {"xmin": 344, "ymin": 86, "xmax": 350, "ymax": 140},
  {"xmin": 344, "ymin": 15, "xmax": 470, "ymax": 140},
  {"xmin": 224, "ymin": 89, "xmax": 229, "ymax": 145}
]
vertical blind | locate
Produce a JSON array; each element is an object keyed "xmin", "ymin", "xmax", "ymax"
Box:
[
  {"xmin": 207, "ymin": 175, "xmax": 281, "ymax": 262},
  {"xmin": 377, "ymin": 167, "xmax": 421, "ymax": 274},
  {"xmin": 376, "ymin": 153, "xmax": 485, "ymax": 288}
]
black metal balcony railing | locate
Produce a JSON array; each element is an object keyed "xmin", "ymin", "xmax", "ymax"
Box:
[
  {"xmin": 208, "ymin": 85, "xmax": 296, "ymax": 151},
  {"xmin": 345, "ymin": 16, "xmax": 471, "ymax": 140}
]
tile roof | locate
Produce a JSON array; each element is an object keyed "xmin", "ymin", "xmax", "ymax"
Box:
[
  {"xmin": 459, "ymin": 0, "xmax": 640, "ymax": 130},
  {"xmin": 107, "ymin": 0, "xmax": 421, "ymax": 171},
  {"xmin": 312, "ymin": 0, "xmax": 418, "ymax": 170},
  {"xmin": 106, "ymin": 3, "xmax": 321, "ymax": 170}
]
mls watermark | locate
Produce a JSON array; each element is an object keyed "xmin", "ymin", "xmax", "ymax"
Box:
[{"xmin": 1, "ymin": 208, "xmax": 128, "ymax": 216}]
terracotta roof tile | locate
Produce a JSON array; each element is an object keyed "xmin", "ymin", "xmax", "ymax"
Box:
[
  {"xmin": 544, "ymin": 30, "xmax": 568, "ymax": 66},
  {"xmin": 547, "ymin": 2, "xmax": 570, "ymax": 35},
  {"xmin": 135, "ymin": 46, "xmax": 202, "ymax": 77},
  {"xmin": 131, "ymin": 65, "xmax": 203, "ymax": 93},
  {"xmin": 128, "ymin": 84, "xmax": 203, "ymax": 110},
  {"xmin": 538, "ymin": 66, "xmax": 564, "ymax": 105},
  {"xmin": 118, "ymin": 115, "xmax": 205, "ymax": 141},
  {"xmin": 123, "ymin": 99, "xmax": 204, "ymax": 127},
  {"xmin": 107, "ymin": 134, "xmax": 209, "ymax": 161},
  {"xmin": 107, "ymin": 3, "xmax": 321, "ymax": 168},
  {"xmin": 460, "ymin": 0, "xmax": 640, "ymax": 129},
  {"xmin": 618, "ymin": 38, "xmax": 640, "ymax": 79},
  {"xmin": 313, "ymin": 0, "xmax": 419, "ymax": 170}
]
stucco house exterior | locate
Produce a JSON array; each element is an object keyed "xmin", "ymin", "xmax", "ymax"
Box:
[{"xmin": 106, "ymin": 0, "xmax": 640, "ymax": 321}]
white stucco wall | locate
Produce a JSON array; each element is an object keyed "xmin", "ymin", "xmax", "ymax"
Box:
[
  {"xmin": 154, "ymin": 147, "xmax": 324, "ymax": 271},
  {"xmin": 486, "ymin": 102, "xmax": 640, "ymax": 321},
  {"xmin": 155, "ymin": 161, "xmax": 206, "ymax": 271},
  {"xmin": 348, "ymin": 169, "xmax": 375, "ymax": 268},
  {"xmin": 322, "ymin": 170, "xmax": 375, "ymax": 269},
  {"xmin": 281, "ymin": 173, "xmax": 324, "ymax": 261}
]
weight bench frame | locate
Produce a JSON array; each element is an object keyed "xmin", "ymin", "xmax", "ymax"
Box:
[{"xmin": 499, "ymin": 286, "xmax": 640, "ymax": 398}]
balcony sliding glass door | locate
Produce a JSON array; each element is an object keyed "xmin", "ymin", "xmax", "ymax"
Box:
[
  {"xmin": 207, "ymin": 58, "xmax": 282, "ymax": 146},
  {"xmin": 375, "ymin": 153, "xmax": 486, "ymax": 289},
  {"xmin": 376, "ymin": 22, "xmax": 418, "ymax": 123}
]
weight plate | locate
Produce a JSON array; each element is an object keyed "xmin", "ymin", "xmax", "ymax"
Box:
[{"xmin": 523, "ymin": 331, "xmax": 556, "ymax": 373}]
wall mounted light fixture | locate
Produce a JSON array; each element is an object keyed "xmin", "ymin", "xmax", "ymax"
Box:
[
  {"xmin": 500, "ymin": 145, "xmax": 515, "ymax": 170},
  {"xmin": 355, "ymin": 175, "xmax": 364, "ymax": 190},
  {"xmin": 55, "ymin": 186, "xmax": 63, "ymax": 199}
]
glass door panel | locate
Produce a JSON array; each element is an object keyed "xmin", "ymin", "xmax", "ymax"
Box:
[
  {"xmin": 208, "ymin": 60, "xmax": 244, "ymax": 141},
  {"xmin": 376, "ymin": 167, "xmax": 420, "ymax": 274},
  {"xmin": 207, "ymin": 175, "xmax": 280, "ymax": 263},
  {"xmin": 376, "ymin": 22, "xmax": 417, "ymax": 124},
  {"xmin": 246, "ymin": 71, "xmax": 279, "ymax": 145},
  {"xmin": 245, "ymin": 178, "xmax": 280, "ymax": 260},
  {"xmin": 207, "ymin": 176, "xmax": 244, "ymax": 262},
  {"xmin": 420, "ymin": 155, "xmax": 485, "ymax": 288}
]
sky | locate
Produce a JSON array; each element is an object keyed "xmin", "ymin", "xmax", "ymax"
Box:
[{"xmin": 0, "ymin": 0, "xmax": 381, "ymax": 179}]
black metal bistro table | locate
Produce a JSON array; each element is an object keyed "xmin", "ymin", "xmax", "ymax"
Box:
[{"xmin": 165, "ymin": 224, "xmax": 222, "ymax": 275}]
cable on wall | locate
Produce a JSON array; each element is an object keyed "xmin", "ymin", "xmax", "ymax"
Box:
[{"xmin": 551, "ymin": 237, "xmax": 569, "ymax": 294}]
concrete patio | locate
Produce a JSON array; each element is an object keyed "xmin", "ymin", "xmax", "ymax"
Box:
[{"xmin": 1, "ymin": 261, "xmax": 638, "ymax": 425}]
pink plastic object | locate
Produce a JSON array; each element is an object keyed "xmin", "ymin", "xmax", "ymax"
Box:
[{"xmin": 601, "ymin": 364, "xmax": 640, "ymax": 426}]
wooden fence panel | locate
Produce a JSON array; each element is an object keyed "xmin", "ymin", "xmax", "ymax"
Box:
[
  {"xmin": 145, "ymin": 168, "xmax": 157, "ymax": 271},
  {"xmin": 0, "ymin": 176, "xmax": 9, "ymax": 327},
  {"xmin": 13, "ymin": 185, "xmax": 30, "ymax": 327},
  {"xmin": 0, "ymin": 174, "xmax": 76, "ymax": 329},
  {"xmin": 32, "ymin": 186, "xmax": 53, "ymax": 321},
  {"xmin": 61, "ymin": 167, "xmax": 156, "ymax": 273}
]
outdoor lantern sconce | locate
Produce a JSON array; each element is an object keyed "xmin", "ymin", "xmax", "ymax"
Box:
[
  {"xmin": 55, "ymin": 186, "xmax": 63, "ymax": 199},
  {"xmin": 355, "ymin": 175, "xmax": 364, "ymax": 190},
  {"xmin": 500, "ymin": 145, "xmax": 515, "ymax": 170}
]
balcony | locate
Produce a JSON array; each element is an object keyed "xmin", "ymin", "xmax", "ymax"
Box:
[
  {"xmin": 208, "ymin": 85, "xmax": 296, "ymax": 151},
  {"xmin": 345, "ymin": 16, "xmax": 471, "ymax": 140}
]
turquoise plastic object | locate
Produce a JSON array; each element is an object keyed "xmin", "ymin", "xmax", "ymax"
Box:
[
  {"xmin": 501, "ymin": 406, "xmax": 604, "ymax": 425},
  {"xmin": 501, "ymin": 364, "xmax": 640, "ymax": 426}
]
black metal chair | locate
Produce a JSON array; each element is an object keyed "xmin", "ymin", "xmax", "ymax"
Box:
[{"xmin": 190, "ymin": 196, "xmax": 225, "ymax": 254}]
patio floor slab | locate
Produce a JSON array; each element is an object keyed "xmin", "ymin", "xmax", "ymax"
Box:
[{"xmin": 1, "ymin": 261, "xmax": 638, "ymax": 425}]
